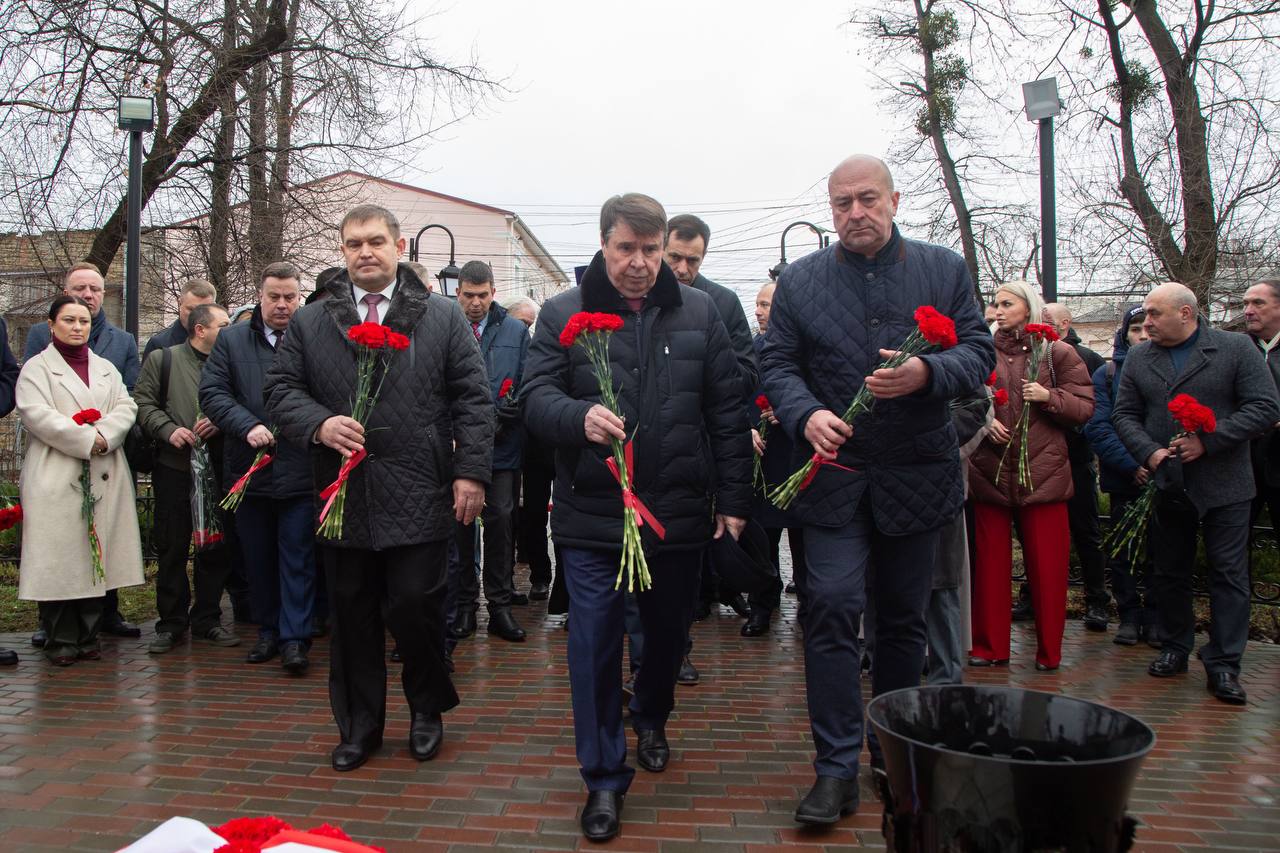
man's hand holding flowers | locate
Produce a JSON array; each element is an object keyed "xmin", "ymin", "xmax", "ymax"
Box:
[{"xmin": 864, "ymin": 350, "xmax": 931, "ymax": 399}]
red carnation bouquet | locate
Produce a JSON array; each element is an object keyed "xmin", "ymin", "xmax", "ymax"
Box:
[
  {"xmin": 1103, "ymin": 393, "xmax": 1217, "ymax": 562},
  {"xmin": 770, "ymin": 305, "xmax": 958, "ymax": 509},
  {"xmin": 0, "ymin": 500, "xmax": 21, "ymax": 532},
  {"xmin": 995, "ymin": 322, "xmax": 1059, "ymax": 491},
  {"xmin": 211, "ymin": 815, "xmax": 386, "ymax": 853},
  {"xmin": 317, "ymin": 322, "xmax": 411, "ymax": 538},
  {"xmin": 752, "ymin": 394, "xmax": 772, "ymax": 492},
  {"xmin": 72, "ymin": 408, "xmax": 107, "ymax": 581},
  {"xmin": 220, "ymin": 431, "xmax": 276, "ymax": 513},
  {"xmin": 190, "ymin": 408, "xmax": 224, "ymax": 551},
  {"xmin": 560, "ymin": 310, "xmax": 664, "ymax": 592}
]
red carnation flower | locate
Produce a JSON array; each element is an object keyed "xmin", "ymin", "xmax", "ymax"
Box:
[
  {"xmin": 559, "ymin": 311, "xmax": 623, "ymax": 348},
  {"xmin": 985, "ymin": 370, "xmax": 997, "ymax": 386},
  {"xmin": 307, "ymin": 824, "xmax": 353, "ymax": 842},
  {"xmin": 348, "ymin": 322, "xmax": 390, "ymax": 349},
  {"xmin": 499, "ymin": 378, "xmax": 514, "ymax": 399},
  {"xmin": 0, "ymin": 504, "xmax": 22, "ymax": 531},
  {"xmin": 72, "ymin": 408, "xmax": 102, "ymax": 425},
  {"xmin": 993, "ymin": 388, "xmax": 1009, "ymax": 406},
  {"xmin": 913, "ymin": 305, "xmax": 958, "ymax": 348},
  {"xmin": 1024, "ymin": 323, "xmax": 1060, "ymax": 342},
  {"xmin": 1168, "ymin": 393, "xmax": 1217, "ymax": 434},
  {"xmin": 385, "ymin": 329, "xmax": 410, "ymax": 351},
  {"xmin": 755, "ymin": 394, "xmax": 770, "ymax": 412}
]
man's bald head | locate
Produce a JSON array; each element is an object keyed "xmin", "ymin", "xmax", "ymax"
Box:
[
  {"xmin": 1142, "ymin": 282, "xmax": 1199, "ymax": 346},
  {"xmin": 828, "ymin": 154, "xmax": 900, "ymax": 258},
  {"xmin": 1043, "ymin": 302, "xmax": 1072, "ymax": 338}
]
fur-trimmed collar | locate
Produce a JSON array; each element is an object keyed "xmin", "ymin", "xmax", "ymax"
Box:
[
  {"xmin": 579, "ymin": 251, "xmax": 683, "ymax": 312},
  {"xmin": 321, "ymin": 263, "xmax": 433, "ymax": 337}
]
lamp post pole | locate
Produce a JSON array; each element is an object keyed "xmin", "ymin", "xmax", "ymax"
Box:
[
  {"xmin": 409, "ymin": 223, "xmax": 461, "ymax": 296},
  {"xmin": 117, "ymin": 95, "xmax": 154, "ymax": 339},
  {"xmin": 1039, "ymin": 115, "xmax": 1057, "ymax": 304},
  {"xmin": 769, "ymin": 220, "xmax": 828, "ymax": 281}
]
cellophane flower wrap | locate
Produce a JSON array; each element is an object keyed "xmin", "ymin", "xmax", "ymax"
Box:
[
  {"xmin": 752, "ymin": 394, "xmax": 771, "ymax": 492},
  {"xmin": 190, "ymin": 411, "xmax": 223, "ymax": 551},
  {"xmin": 770, "ymin": 305, "xmax": 958, "ymax": 509},
  {"xmin": 995, "ymin": 323, "xmax": 1059, "ymax": 491},
  {"xmin": 210, "ymin": 814, "xmax": 386, "ymax": 853},
  {"xmin": 1103, "ymin": 394, "xmax": 1217, "ymax": 562},
  {"xmin": 220, "ymin": 429, "xmax": 276, "ymax": 513},
  {"xmin": 72, "ymin": 408, "xmax": 106, "ymax": 581},
  {"xmin": 317, "ymin": 322, "xmax": 411, "ymax": 538},
  {"xmin": 560, "ymin": 311, "xmax": 664, "ymax": 592}
]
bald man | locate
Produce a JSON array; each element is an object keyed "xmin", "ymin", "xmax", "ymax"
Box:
[
  {"xmin": 761, "ymin": 154, "xmax": 994, "ymax": 822},
  {"xmin": 1112, "ymin": 282, "xmax": 1278, "ymax": 705}
]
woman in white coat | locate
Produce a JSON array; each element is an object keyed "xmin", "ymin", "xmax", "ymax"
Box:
[{"xmin": 17, "ymin": 296, "xmax": 144, "ymax": 665}]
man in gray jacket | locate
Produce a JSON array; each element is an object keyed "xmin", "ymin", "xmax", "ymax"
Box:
[{"xmin": 1112, "ymin": 282, "xmax": 1278, "ymax": 704}]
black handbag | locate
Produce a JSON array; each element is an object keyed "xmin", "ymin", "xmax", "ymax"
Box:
[{"xmin": 125, "ymin": 346, "xmax": 171, "ymax": 474}]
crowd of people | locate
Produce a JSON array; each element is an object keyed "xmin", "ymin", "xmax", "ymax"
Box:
[{"xmin": 0, "ymin": 152, "xmax": 1275, "ymax": 843}]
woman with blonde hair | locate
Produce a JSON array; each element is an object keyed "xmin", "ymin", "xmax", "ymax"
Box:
[
  {"xmin": 967, "ymin": 280, "xmax": 1094, "ymax": 670},
  {"xmin": 17, "ymin": 295, "xmax": 144, "ymax": 665}
]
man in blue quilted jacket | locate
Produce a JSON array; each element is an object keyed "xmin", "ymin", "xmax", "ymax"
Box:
[{"xmin": 761, "ymin": 154, "xmax": 994, "ymax": 825}]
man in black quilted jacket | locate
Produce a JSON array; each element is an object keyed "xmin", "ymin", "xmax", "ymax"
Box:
[
  {"xmin": 522, "ymin": 193, "xmax": 751, "ymax": 842},
  {"xmin": 761, "ymin": 155, "xmax": 994, "ymax": 825},
  {"xmin": 265, "ymin": 204, "xmax": 494, "ymax": 773}
]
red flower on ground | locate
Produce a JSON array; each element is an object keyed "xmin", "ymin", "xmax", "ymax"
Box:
[
  {"xmin": 913, "ymin": 305, "xmax": 958, "ymax": 348},
  {"xmin": 499, "ymin": 378, "xmax": 514, "ymax": 399},
  {"xmin": 213, "ymin": 816, "xmax": 292, "ymax": 847},
  {"xmin": 1024, "ymin": 323, "xmax": 1060, "ymax": 342},
  {"xmin": 755, "ymin": 394, "xmax": 770, "ymax": 412},
  {"xmin": 994, "ymin": 388, "xmax": 1009, "ymax": 406},
  {"xmin": 72, "ymin": 408, "xmax": 102, "ymax": 425},
  {"xmin": 1168, "ymin": 393, "xmax": 1217, "ymax": 434}
]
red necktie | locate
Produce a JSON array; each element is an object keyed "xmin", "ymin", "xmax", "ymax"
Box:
[{"xmin": 472, "ymin": 321, "xmax": 481, "ymax": 341}]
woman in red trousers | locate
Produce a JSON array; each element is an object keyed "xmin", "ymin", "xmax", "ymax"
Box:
[{"xmin": 968, "ymin": 280, "xmax": 1095, "ymax": 670}]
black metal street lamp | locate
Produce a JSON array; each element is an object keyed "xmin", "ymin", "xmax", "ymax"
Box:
[
  {"xmin": 409, "ymin": 224, "xmax": 460, "ymax": 296},
  {"xmin": 117, "ymin": 95, "xmax": 154, "ymax": 338},
  {"xmin": 1022, "ymin": 76, "xmax": 1063, "ymax": 304},
  {"xmin": 769, "ymin": 220, "xmax": 829, "ymax": 281}
]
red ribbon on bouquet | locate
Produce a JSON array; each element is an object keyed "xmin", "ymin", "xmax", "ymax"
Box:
[
  {"xmin": 798, "ymin": 452, "xmax": 858, "ymax": 491},
  {"xmin": 604, "ymin": 441, "xmax": 666, "ymax": 539},
  {"xmin": 226, "ymin": 453, "xmax": 274, "ymax": 499},
  {"xmin": 317, "ymin": 447, "xmax": 367, "ymax": 524}
]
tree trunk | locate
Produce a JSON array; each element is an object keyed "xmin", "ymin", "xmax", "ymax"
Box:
[{"xmin": 208, "ymin": 0, "xmax": 239, "ymax": 291}]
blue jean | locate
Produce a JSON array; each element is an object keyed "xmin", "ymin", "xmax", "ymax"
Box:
[
  {"xmin": 235, "ymin": 495, "xmax": 317, "ymax": 644},
  {"xmin": 802, "ymin": 505, "xmax": 936, "ymax": 779},
  {"xmin": 562, "ymin": 546, "xmax": 700, "ymax": 792}
]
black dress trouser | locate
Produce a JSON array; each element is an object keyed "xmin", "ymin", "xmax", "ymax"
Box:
[{"xmin": 321, "ymin": 540, "xmax": 459, "ymax": 748}]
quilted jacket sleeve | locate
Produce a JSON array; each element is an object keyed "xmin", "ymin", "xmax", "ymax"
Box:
[
  {"xmin": 759, "ymin": 275, "xmax": 825, "ymax": 448},
  {"xmin": 263, "ymin": 312, "xmax": 337, "ymax": 449},
  {"xmin": 443, "ymin": 304, "xmax": 496, "ymax": 485},
  {"xmin": 914, "ymin": 259, "xmax": 995, "ymax": 402},
  {"xmin": 1083, "ymin": 364, "xmax": 1139, "ymax": 477},
  {"xmin": 522, "ymin": 299, "xmax": 595, "ymax": 449},
  {"xmin": 1039, "ymin": 342, "xmax": 1095, "ymax": 428},
  {"xmin": 702, "ymin": 313, "xmax": 753, "ymax": 518},
  {"xmin": 200, "ymin": 330, "xmax": 260, "ymax": 442}
]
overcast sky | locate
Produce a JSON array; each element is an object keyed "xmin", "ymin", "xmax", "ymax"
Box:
[{"xmin": 393, "ymin": 0, "xmax": 893, "ymax": 303}]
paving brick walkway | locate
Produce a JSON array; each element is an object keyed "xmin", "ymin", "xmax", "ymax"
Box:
[{"xmin": 0, "ymin": 582, "xmax": 1276, "ymax": 852}]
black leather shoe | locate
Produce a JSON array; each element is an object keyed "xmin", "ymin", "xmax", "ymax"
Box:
[
  {"xmin": 1145, "ymin": 625, "xmax": 1164, "ymax": 649},
  {"xmin": 635, "ymin": 728, "xmax": 669, "ymax": 772},
  {"xmin": 968, "ymin": 656, "xmax": 1009, "ymax": 667},
  {"xmin": 677, "ymin": 656, "xmax": 699, "ymax": 685},
  {"xmin": 741, "ymin": 610, "xmax": 771, "ymax": 637},
  {"xmin": 509, "ymin": 592, "xmax": 530, "ymax": 606},
  {"xmin": 30, "ymin": 629, "xmax": 47, "ymax": 649},
  {"xmin": 794, "ymin": 776, "xmax": 858, "ymax": 825},
  {"xmin": 785, "ymin": 580, "xmax": 796, "ymax": 594},
  {"xmin": 0, "ymin": 648, "xmax": 16, "ymax": 666},
  {"xmin": 1207, "ymin": 672, "xmax": 1247, "ymax": 705},
  {"xmin": 101, "ymin": 619, "xmax": 142, "ymax": 638},
  {"xmin": 580, "ymin": 790, "xmax": 623, "ymax": 842},
  {"xmin": 331, "ymin": 740, "xmax": 378, "ymax": 772},
  {"xmin": 409, "ymin": 712, "xmax": 444, "ymax": 761},
  {"xmin": 1148, "ymin": 650, "xmax": 1189, "ymax": 677},
  {"xmin": 487, "ymin": 609, "xmax": 526, "ymax": 642},
  {"xmin": 389, "ymin": 646, "xmax": 402, "ymax": 663},
  {"xmin": 1083, "ymin": 604, "xmax": 1109, "ymax": 632},
  {"xmin": 529, "ymin": 583, "xmax": 550, "ymax": 601},
  {"xmin": 280, "ymin": 641, "xmax": 308, "ymax": 675},
  {"xmin": 1035, "ymin": 662, "xmax": 1059, "ymax": 672},
  {"xmin": 1011, "ymin": 598, "xmax": 1034, "ymax": 622},
  {"xmin": 246, "ymin": 637, "xmax": 279, "ymax": 663},
  {"xmin": 721, "ymin": 592, "xmax": 750, "ymax": 617},
  {"xmin": 1113, "ymin": 623, "xmax": 1140, "ymax": 646},
  {"xmin": 449, "ymin": 610, "xmax": 477, "ymax": 640}
]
